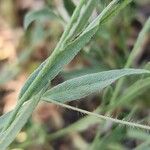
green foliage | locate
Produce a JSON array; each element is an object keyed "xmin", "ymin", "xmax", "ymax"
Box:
[
  {"xmin": 43, "ymin": 69, "xmax": 149, "ymax": 103},
  {"xmin": 0, "ymin": 0, "xmax": 150, "ymax": 149}
]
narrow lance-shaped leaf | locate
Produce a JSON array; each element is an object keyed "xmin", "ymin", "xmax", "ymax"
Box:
[{"xmin": 43, "ymin": 69, "xmax": 150, "ymax": 103}]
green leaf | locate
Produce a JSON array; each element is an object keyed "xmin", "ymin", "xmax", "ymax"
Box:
[
  {"xmin": 43, "ymin": 69, "xmax": 149, "ymax": 103},
  {"xmin": 24, "ymin": 7, "xmax": 61, "ymax": 30}
]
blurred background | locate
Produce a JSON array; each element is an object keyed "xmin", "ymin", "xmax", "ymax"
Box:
[{"xmin": 0, "ymin": 0, "xmax": 150, "ymax": 150}]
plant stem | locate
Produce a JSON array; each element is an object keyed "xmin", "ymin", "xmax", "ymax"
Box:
[{"xmin": 45, "ymin": 99, "xmax": 150, "ymax": 130}]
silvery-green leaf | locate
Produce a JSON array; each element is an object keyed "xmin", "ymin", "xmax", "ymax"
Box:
[{"xmin": 43, "ymin": 69, "xmax": 150, "ymax": 103}]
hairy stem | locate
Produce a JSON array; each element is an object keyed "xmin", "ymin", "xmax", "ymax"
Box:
[{"xmin": 44, "ymin": 98, "xmax": 150, "ymax": 130}]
